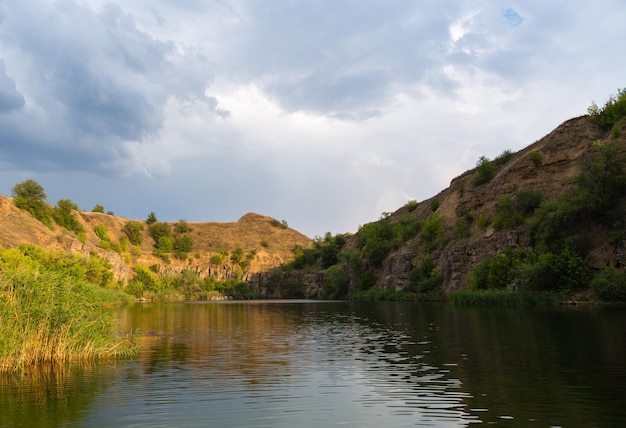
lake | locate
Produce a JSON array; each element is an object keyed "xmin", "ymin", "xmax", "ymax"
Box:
[{"xmin": 1, "ymin": 301, "xmax": 624, "ymax": 427}]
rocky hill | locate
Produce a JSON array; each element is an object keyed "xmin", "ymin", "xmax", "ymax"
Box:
[
  {"xmin": 279, "ymin": 114, "xmax": 626, "ymax": 299},
  {"xmin": 0, "ymin": 198, "xmax": 312, "ymax": 287}
]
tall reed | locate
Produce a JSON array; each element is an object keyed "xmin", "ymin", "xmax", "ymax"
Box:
[{"xmin": 0, "ymin": 261, "xmax": 135, "ymax": 372}]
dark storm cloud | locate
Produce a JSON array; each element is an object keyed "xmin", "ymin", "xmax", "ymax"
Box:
[
  {"xmin": 0, "ymin": 61, "xmax": 24, "ymax": 113},
  {"xmin": 0, "ymin": 0, "xmax": 217, "ymax": 173}
]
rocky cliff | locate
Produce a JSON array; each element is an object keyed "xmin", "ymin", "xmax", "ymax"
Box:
[{"xmin": 280, "ymin": 115, "xmax": 626, "ymax": 298}]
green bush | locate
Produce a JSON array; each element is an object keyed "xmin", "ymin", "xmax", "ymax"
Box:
[
  {"xmin": 91, "ymin": 204, "xmax": 105, "ymax": 213},
  {"xmin": 588, "ymin": 88, "xmax": 626, "ymax": 130},
  {"xmin": 149, "ymin": 222, "xmax": 171, "ymax": 243},
  {"xmin": 173, "ymin": 234, "xmax": 193, "ymax": 259},
  {"xmin": 52, "ymin": 199, "xmax": 84, "ymax": 234},
  {"xmin": 405, "ymin": 200, "xmax": 419, "ymax": 212},
  {"xmin": 323, "ymin": 265, "xmax": 349, "ymax": 299},
  {"xmin": 122, "ymin": 221, "xmax": 144, "ymax": 245},
  {"xmin": 473, "ymin": 156, "xmax": 495, "ymax": 186},
  {"xmin": 174, "ymin": 219, "xmax": 190, "ymax": 234},
  {"xmin": 94, "ymin": 224, "xmax": 109, "ymax": 241},
  {"xmin": 591, "ymin": 267, "xmax": 626, "ymax": 301},
  {"xmin": 530, "ymin": 150, "xmax": 543, "ymax": 166},
  {"xmin": 494, "ymin": 149, "xmax": 513, "ymax": 165},
  {"xmin": 12, "ymin": 179, "xmax": 53, "ymax": 228}
]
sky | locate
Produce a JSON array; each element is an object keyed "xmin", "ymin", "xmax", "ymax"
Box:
[{"xmin": 0, "ymin": 1, "xmax": 624, "ymax": 237}]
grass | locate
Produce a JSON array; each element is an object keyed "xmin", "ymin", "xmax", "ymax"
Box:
[
  {"xmin": 449, "ymin": 289, "xmax": 564, "ymax": 307},
  {"xmin": 0, "ymin": 261, "xmax": 135, "ymax": 372}
]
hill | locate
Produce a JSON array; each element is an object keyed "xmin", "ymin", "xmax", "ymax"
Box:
[
  {"xmin": 0, "ymin": 197, "xmax": 312, "ymax": 290},
  {"xmin": 278, "ymin": 113, "xmax": 626, "ymax": 300}
]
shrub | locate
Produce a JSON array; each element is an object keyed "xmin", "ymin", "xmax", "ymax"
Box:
[
  {"xmin": 453, "ymin": 218, "xmax": 471, "ymax": 239},
  {"xmin": 231, "ymin": 247, "xmax": 244, "ymax": 264},
  {"xmin": 173, "ymin": 234, "xmax": 193, "ymax": 259},
  {"xmin": 405, "ymin": 200, "xmax": 419, "ymax": 212},
  {"xmin": 94, "ymin": 224, "xmax": 109, "ymax": 241},
  {"xmin": 476, "ymin": 215, "xmax": 489, "ymax": 229},
  {"xmin": 156, "ymin": 236, "xmax": 173, "ymax": 252},
  {"xmin": 149, "ymin": 222, "xmax": 171, "ymax": 243},
  {"xmin": 587, "ymin": 88, "xmax": 626, "ymax": 130},
  {"xmin": 91, "ymin": 204, "xmax": 104, "ymax": 213},
  {"xmin": 323, "ymin": 265, "xmax": 349, "ymax": 299},
  {"xmin": 529, "ymin": 150, "xmax": 543, "ymax": 166},
  {"xmin": 122, "ymin": 221, "xmax": 144, "ymax": 245},
  {"xmin": 492, "ymin": 195, "xmax": 523, "ymax": 230},
  {"xmin": 473, "ymin": 156, "xmax": 495, "ymax": 186},
  {"xmin": 174, "ymin": 219, "xmax": 190, "ymax": 234},
  {"xmin": 52, "ymin": 199, "xmax": 84, "ymax": 234},
  {"xmin": 261, "ymin": 240, "xmax": 269, "ymax": 248},
  {"xmin": 494, "ymin": 149, "xmax": 513, "ymax": 165},
  {"xmin": 591, "ymin": 267, "xmax": 626, "ymax": 301},
  {"xmin": 12, "ymin": 179, "xmax": 53, "ymax": 228}
]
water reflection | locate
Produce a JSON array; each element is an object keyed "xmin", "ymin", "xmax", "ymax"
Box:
[{"xmin": 1, "ymin": 302, "xmax": 624, "ymax": 427}]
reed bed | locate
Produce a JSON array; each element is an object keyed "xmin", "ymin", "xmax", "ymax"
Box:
[{"xmin": 0, "ymin": 265, "xmax": 135, "ymax": 372}]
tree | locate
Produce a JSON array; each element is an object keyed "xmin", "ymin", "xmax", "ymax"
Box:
[
  {"xmin": 52, "ymin": 199, "xmax": 84, "ymax": 234},
  {"xmin": 146, "ymin": 211, "xmax": 157, "ymax": 225},
  {"xmin": 12, "ymin": 179, "xmax": 53, "ymax": 227},
  {"xmin": 92, "ymin": 204, "xmax": 105, "ymax": 213},
  {"xmin": 12, "ymin": 179, "xmax": 47, "ymax": 201}
]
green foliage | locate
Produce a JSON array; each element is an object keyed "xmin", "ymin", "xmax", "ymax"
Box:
[
  {"xmin": 473, "ymin": 156, "xmax": 495, "ymax": 186},
  {"xmin": 156, "ymin": 236, "xmax": 174, "ymax": 252},
  {"xmin": 407, "ymin": 255, "xmax": 443, "ymax": 293},
  {"xmin": 528, "ymin": 141, "xmax": 626, "ymax": 252},
  {"xmin": 122, "ymin": 221, "xmax": 144, "ymax": 245},
  {"xmin": 529, "ymin": 150, "xmax": 543, "ymax": 166},
  {"xmin": 149, "ymin": 221, "xmax": 171, "ymax": 243},
  {"xmin": 358, "ymin": 270, "xmax": 377, "ymax": 290},
  {"xmin": 0, "ymin": 246, "xmax": 134, "ymax": 371},
  {"xmin": 230, "ymin": 247, "xmax": 244, "ymax": 264},
  {"xmin": 429, "ymin": 199, "xmax": 439, "ymax": 212},
  {"xmin": 12, "ymin": 179, "xmax": 47, "ymax": 201},
  {"xmin": 470, "ymin": 247, "xmax": 589, "ymax": 294},
  {"xmin": 52, "ymin": 199, "xmax": 84, "ymax": 235},
  {"xmin": 492, "ymin": 195, "xmax": 523, "ymax": 230},
  {"xmin": 494, "ymin": 149, "xmax": 513, "ymax": 165},
  {"xmin": 453, "ymin": 218, "xmax": 471, "ymax": 239},
  {"xmin": 12, "ymin": 179, "xmax": 53, "ymax": 228},
  {"xmin": 587, "ymin": 88, "xmax": 626, "ymax": 130},
  {"xmin": 270, "ymin": 218, "xmax": 288, "ymax": 229},
  {"xmin": 91, "ymin": 204, "xmax": 105, "ymax": 213},
  {"xmin": 405, "ymin": 200, "xmax": 419, "ymax": 212},
  {"xmin": 146, "ymin": 211, "xmax": 157, "ymax": 225},
  {"xmin": 476, "ymin": 215, "xmax": 489, "ymax": 229},
  {"xmin": 261, "ymin": 240, "xmax": 269, "ymax": 248},
  {"xmin": 210, "ymin": 251, "xmax": 228, "ymax": 265},
  {"xmin": 591, "ymin": 267, "xmax": 626, "ymax": 301},
  {"xmin": 173, "ymin": 234, "xmax": 193, "ymax": 259},
  {"xmin": 94, "ymin": 224, "xmax": 109, "ymax": 240},
  {"xmin": 174, "ymin": 219, "xmax": 190, "ymax": 234},
  {"xmin": 323, "ymin": 265, "xmax": 349, "ymax": 299},
  {"xmin": 421, "ymin": 212, "xmax": 443, "ymax": 250}
]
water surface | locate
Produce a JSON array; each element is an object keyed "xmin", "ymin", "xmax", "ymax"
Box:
[{"xmin": 1, "ymin": 301, "xmax": 624, "ymax": 427}]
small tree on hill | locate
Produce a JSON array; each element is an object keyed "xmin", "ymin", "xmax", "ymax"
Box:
[
  {"xmin": 12, "ymin": 179, "xmax": 53, "ymax": 228},
  {"xmin": 146, "ymin": 211, "xmax": 157, "ymax": 225}
]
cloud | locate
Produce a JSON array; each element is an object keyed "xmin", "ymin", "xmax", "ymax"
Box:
[
  {"xmin": 0, "ymin": 61, "xmax": 24, "ymax": 112},
  {"xmin": 0, "ymin": 0, "xmax": 219, "ymax": 174}
]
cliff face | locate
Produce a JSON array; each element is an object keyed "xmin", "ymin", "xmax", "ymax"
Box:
[
  {"xmin": 0, "ymin": 201, "xmax": 312, "ymax": 285},
  {"xmin": 282, "ymin": 116, "xmax": 626, "ymax": 297}
]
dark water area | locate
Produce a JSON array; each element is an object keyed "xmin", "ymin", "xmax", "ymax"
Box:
[{"xmin": 1, "ymin": 301, "xmax": 625, "ymax": 427}]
